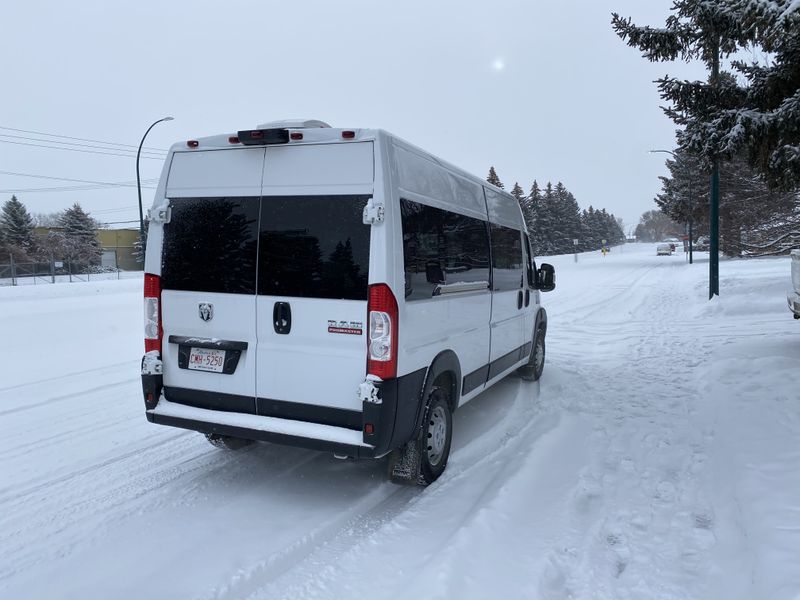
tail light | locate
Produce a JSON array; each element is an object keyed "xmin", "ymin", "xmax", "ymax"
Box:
[
  {"xmin": 144, "ymin": 273, "xmax": 162, "ymax": 354},
  {"xmin": 367, "ymin": 283, "xmax": 398, "ymax": 379}
]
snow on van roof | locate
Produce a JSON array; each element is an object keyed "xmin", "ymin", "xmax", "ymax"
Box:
[{"xmin": 256, "ymin": 119, "xmax": 331, "ymax": 129}]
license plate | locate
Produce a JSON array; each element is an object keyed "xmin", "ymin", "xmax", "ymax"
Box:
[{"xmin": 188, "ymin": 347, "xmax": 226, "ymax": 373}]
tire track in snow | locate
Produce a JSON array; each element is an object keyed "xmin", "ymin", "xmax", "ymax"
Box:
[
  {"xmin": 228, "ymin": 382, "xmax": 574, "ymax": 600},
  {"xmin": 0, "ymin": 376, "xmax": 139, "ymax": 417},
  {"xmin": 0, "ymin": 359, "xmax": 135, "ymax": 394},
  {"xmin": 0, "ymin": 435, "xmax": 343, "ymax": 585}
]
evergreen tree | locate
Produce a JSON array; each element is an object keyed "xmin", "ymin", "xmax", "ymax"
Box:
[
  {"xmin": 56, "ymin": 203, "xmax": 101, "ymax": 263},
  {"xmin": 510, "ymin": 182, "xmax": 525, "ymax": 203},
  {"xmin": 538, "ymin": 182, "xmax": 558, "ymax": 255},
  {"xmin": 524, "ymin": 181, "xmax": 544, "ymax": 253},
  {"xmin": 656, "ymin": 148, "xmax": 799, "ymax": 255},
  {"xmin": 612, "ymin": 0, "xmax": 800, "ymax": 189},
  {"xmin": 0, "ymin": 195, "xmax": 36, "ymax": 258},
  {"xmin": 486, "ymin": 166, "xmax": 505, "ymax": 189},
  {"xmin": 581, "ymin": 206, "xmax": 601, "ymax": 251},
  {"xmin": 550, "ymin": 182, "xmax": 582, "ymax": 253}
]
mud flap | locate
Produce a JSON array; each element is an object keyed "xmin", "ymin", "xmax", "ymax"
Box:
[{"xmin": 388, "ymin": 436, "xmax": 422, "ymax": 485}]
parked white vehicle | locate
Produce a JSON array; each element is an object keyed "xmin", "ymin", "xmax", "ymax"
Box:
[
  {"xmin": 789, "ymin": 249, "xmax": 800, "ymax": 320},
  {"xmin": 656, "ymin": 243, "xmax": 673, "ymax": 256},
  {"xmin": 140, "ymin": 120, "xmax": 555, "ymax": 485}
]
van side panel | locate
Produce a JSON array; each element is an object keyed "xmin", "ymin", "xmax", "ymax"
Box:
[
  {"xmin": 389, "ymin": 141, "xmax": 492, "ymax": 395},
  {"xmin": 392, "ymin": 143, "xmax": 488, "ymax": 221},
  {"xmin": 484, "ymin": 187, "xmax": 527, "ymax": 378}
]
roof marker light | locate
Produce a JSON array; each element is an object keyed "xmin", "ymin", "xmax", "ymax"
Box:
[
  {"xmin": 250, "ymin": 130, "xmax": 264, "ymax": 139},
  {"xmin": 228, "ymin": 136, "xmax": 240, "ymax": 144},
  {"xmin": 290, "ymin": 132, "xmax": 303, "ymax": 141},
  {"xmin": 342, "ymin": 130, "xmax": 355, "ymax": 139},
  {"xmin": 187, "ymin": 140, "xmax": 199, "ymax": 148}
]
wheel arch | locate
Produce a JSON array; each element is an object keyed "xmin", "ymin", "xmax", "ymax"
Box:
[
  {"xmin": 534, "ymin": 307, "xmax": 547, "ymax": 336},
  {"xmin": 415, "ymin": 350, "xmax": 461, "ymax": 428}
]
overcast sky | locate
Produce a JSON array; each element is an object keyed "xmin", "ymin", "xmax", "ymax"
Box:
[{"xmin": 0, "ymin": 0, "xmax": 707, "ymax": 233}]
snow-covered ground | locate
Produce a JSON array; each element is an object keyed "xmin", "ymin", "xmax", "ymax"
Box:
[{"xmin": 1, "ymin": 244, "xmax": 798, "ymax": 600}]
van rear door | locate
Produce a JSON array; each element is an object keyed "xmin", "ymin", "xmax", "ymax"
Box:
[
  {"xmin": 255, "ymin": 143, "xmax": 374, "ymax": 420},
  {"xmin": 159, "ymin": 148, "xmax": 264, "ymax": 410}
]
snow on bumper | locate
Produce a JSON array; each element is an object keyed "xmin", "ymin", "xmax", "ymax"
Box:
[{"xmin": 147, "ymin": 399, "xmax": 375, "ymax": 458}]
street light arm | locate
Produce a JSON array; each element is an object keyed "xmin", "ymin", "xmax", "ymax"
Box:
[
  {"xmin": 137, "ymin": 117, "xmax": 174, "ymax": 240},
  {"xmin": 649, "ymin": 149, "xmax": 677, "ymax": 158}
]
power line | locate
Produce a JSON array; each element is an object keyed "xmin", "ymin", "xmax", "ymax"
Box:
[
  {"xmin": 0, "ymin": 170, "xmax": 158, "ymax": 193},
  {"xmin": 0, "ymin": 138, "xmax": 167, "ymax": 160},
  {"xmin": 0, "ymin": 133, "xmax": 166, "ymax": 157},
  {"xmin": 0, "ymin": 170, "xmax": 157, "ymax": 186},
  {"xmin": 0, "ymin": 125, "xmax": 168, "ymax": 152},
  {"xmin": 0, "ymin": 183, "xmax": 158, "ymax": 193},
  {"xmin": 92, "ymin": 206, "xmax": 141, "ymax": 215}
]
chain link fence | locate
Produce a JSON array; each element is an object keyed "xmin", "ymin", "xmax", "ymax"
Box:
[{"xmin": 0, "ymin": 254, "xmax": 124, "ymax": 286}]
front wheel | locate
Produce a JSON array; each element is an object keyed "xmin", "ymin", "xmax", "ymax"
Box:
[{"xmin": 518, "ymin": 327, "xmax": 545, "ymax": 381}]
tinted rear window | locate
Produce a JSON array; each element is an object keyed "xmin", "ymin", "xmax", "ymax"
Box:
[
  {"xmin": 258, "ymin": 195, "xmax": 370, "ymax": 300},
  {"xmin": 161, "ymin": 197, "xmax": 259, "ymax": 294}
]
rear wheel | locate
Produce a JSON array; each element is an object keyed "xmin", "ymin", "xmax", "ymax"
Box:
[
  {"xmin": 419, "ymin": 389, "xmax": 453, "ymax": 484},
  {"xmin": 204, "ymin": 433, "xmax": 254, "ymax": 450},
  {"xmin": 388, "ymin": 383, "xmax": 454, "ymax": 486},
  {"xmin": 518, "ymin": 327, "xmax": 545, "ymax": 381}
]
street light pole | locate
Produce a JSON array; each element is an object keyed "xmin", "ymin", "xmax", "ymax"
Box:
[
  {"xmin": 649, "ymin": 149, "xmax": 693, "ymax": 264},
  {"xmin": 137, "ymin": 117, "xmax": 174, "ymax": 240}
]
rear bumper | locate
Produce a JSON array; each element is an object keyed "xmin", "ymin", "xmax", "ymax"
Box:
[
  {"xmin": 141, "ymin": 367, "xmax": 428, "ymax": 458},
  {"xmin": 789, "ymin": 292, "xmax": 800, "ymax": 318},
  {"xmin": 147, "ymin": 399, "xmax": 376, "ymax": 458}
]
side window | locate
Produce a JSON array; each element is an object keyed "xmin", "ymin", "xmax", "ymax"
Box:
[
  {"xmin": 400, "ymin": 199, "xmax": 491, "ymax": 301},
  {"xmin": 489, "ymin": 224, "xmax": 523, "ymax": 291},
  {"xmin": 524, "ymin": 233, "xmax": 537, "ymax": 289},
  {"xmin": 162, "ymin": 197, "xmax": 259, "ymax": 294}
]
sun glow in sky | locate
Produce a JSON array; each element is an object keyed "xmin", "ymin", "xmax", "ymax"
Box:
[{"xmin": 491, "ymin": 58, "xmax": 505, "ymax": 71}]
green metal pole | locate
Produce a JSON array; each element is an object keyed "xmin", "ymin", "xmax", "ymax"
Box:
[
  {"xmin": 709, "ymin": 162, "xmax": 719, "ymax": 298},
  {"xmin": 709, "ymin": 39, "xmax": 720, "ymax": 299}
]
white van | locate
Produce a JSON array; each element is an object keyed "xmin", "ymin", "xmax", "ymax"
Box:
[{"xmin": 141, "ymin": 120, "xmax": 555, "ymax": 485}]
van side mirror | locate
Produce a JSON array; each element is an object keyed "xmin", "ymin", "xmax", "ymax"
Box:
[{"xmin": 538, "ymin": 263, "xmax": 555, "ymax": 292}]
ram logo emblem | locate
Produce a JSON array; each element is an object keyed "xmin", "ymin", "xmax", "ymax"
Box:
[{"xmin": 198, "ymin": 303, "xmax": 214, "ymax": 322}]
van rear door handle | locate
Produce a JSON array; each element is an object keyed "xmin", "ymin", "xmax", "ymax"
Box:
[
  {"xmin": 517, "ymin": 290, "xmax": 523, "ymax": 310},
  {"xmin": 273, "ymin": 302, "xmax": 292, "ymax": 334}
]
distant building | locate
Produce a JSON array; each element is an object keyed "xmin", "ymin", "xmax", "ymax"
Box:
[
  {"xmin": 32, "ymin": 226, "xmax": 142, "ymax": 271},
  {"xmin": 96, "ymin": 228, "xmax": 140, "ymax": 270}
]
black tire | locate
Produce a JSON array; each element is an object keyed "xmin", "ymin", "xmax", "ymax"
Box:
[
  {"xmin": 518, "ymin": 327, "xmax": 545, "ymax": 381},
  {"xmin": 204, "ymin": 433, "xmax": 254, "ymax": 450},
  {"xmin": 419, "ymin": 387, "xmax": 453, "ymax": 485}
]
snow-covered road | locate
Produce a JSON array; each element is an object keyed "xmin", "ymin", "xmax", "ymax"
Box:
[{"xmin": 1, "ymin": 244, "xmax": 798, "ymax": 600}]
